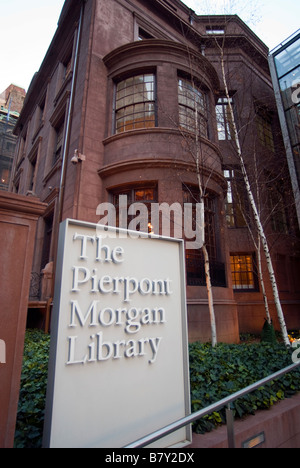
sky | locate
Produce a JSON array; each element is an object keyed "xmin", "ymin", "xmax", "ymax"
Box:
[{"xmin": 0, "ymin": 0, "xmax": 299, "ymax": 94}]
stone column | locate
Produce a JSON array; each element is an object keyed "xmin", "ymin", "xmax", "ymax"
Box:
[{"xmin": 0, "ymin": 192, "xmax": 46, "ymax": 448}]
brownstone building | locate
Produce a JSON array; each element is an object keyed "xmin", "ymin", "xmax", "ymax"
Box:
[{"xmin": 11, "ymin": 0, "xmax": 300, "ymax": 342}]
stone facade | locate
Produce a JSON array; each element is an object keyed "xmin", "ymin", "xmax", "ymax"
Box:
[{"xmin": 11, "ymin": 0, "xmax": 300, "ymax": 342}]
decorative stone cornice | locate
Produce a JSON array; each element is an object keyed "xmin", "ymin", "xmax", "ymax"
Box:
[
  {"xmin": 103, "ymin": 39, "xmax": 220, "ymax": 93},
  {"xmin": 98, "ymin": 157, "xmax": 227, "ymax": 192},
  {"xmin": 0, "ymin": 192, "xmax": 47, "ymax": 218},
  {"xmin": 103, "ymin": 127, "xmax": 222, "ymax": 159}
]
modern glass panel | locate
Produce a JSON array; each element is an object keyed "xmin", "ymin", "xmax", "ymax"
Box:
[{"xmin": 275, "ymin": 37, "xmax": 300, "ymax": 78}]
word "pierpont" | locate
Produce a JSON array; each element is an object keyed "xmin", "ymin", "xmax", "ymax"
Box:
[
  {"xmin": 66, "ymin": 233, "xmax": 172, "ymax": 366},
  {"xmin": 72, "ymin": 268, "xmax": 173, "ymax": 303}
]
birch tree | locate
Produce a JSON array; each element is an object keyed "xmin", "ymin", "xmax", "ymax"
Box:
[
  {"xmin": 193, "ymin": 78, "xmax": 217, "ymax": 347},
  {"xmin": 176, "ymin": 74, "xmax": 218, "ymax": 347},
  {"xmin": 190, "ymin": 1, "xmax": 291, "ymax": 345},
  {"xmin": 217, "ymin": 42, "xmax": 290, "ymax": 347},
  {"xmin": 235, "ymin": 160, "xmax": 272, "ymax": 325}
]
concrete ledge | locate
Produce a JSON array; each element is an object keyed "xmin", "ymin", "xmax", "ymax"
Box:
[{"xmin": 188, "ymin": 393, "xmax": 300, "ymax": 448}]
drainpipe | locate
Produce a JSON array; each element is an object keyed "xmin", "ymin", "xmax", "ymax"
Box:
[
  {"xmin": 50, "ymin": 1, "xmax": 85, "ymax": 300},
  {"xmin": 57, "ymin": 1, "xmax": 85, "ymax": 224}
]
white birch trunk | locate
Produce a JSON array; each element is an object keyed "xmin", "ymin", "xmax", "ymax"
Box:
[
  {"xmin": 220, "ymin": 52, "xmax": 290, "ymax": 347},
  {"xmin": 194, "ymin": 81, "xmax": 218, "ymax": 347},
  {"xmin": 203, "ymin": 243, "xmax": 217, "ymax": 347},
  {"xmin": 257, "ymin": 236, "xmax": 272, "ymax": 324}
]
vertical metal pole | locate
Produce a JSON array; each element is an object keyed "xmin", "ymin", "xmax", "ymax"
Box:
[
  {"xmin": 226, "ymin": 404, "xmax": 236, "ymax": 448},
  {"xmin": 51, "ymin": 1, "xmax": 85, "ymax": 301}
]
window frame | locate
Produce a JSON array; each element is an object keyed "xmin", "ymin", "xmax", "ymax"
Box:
[
  {"xmin": 206, "ymin": 25, "xmax": 225, "ymax": 35},
  {"xmin": 255, "ymin": 110, "xmax": 275, "ymax": 152},
  {"xmin": 230, "ymin": 253, "xmax": 259, "ymax": 291},
  {"xmin": 216, "ymin": 97, "xmax": 234, "ymax": 141},
  {"xmin": 114, "ymin": 73, "xmax": 157, "ymax": 134},
  {"xmin": 183, "ymin": 185, "xmax": 217, "ymax": 261},
  {"xmin": 223, "ymin": 167, "xmax": 248, "ymax": 228},
  {"xmin": 267, "ymin": 178, "xmax": 289, "ymax": 234},
  {"xmin": 182, "ymin": 185, "xmax": 226, "ymax": 288},
  {"xmin": 53, "ymin": 118, "xmax": 65, "ymax": 166},
  {"xmin": 110, "ymin": 184, "xmax": 158, "ymax": 232},
  {"xmin": 178, "ymin": 77, "xmax": 209, "ymax": 138}
]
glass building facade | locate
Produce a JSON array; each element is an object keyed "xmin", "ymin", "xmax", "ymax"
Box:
[{"xmin": 269, "ymin": 30, "xmax": 300, "ymax": 227}]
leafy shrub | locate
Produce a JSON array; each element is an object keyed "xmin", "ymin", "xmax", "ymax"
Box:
[
  {"xmin": 189, "ymin": 342, "xmax": 300, "ymax": 434},
  {"xmin": 261, "ymin": 320, "xmax": 277, "ymax": 344},
  {"xmin": 14, "ymin": 330, "xmax": 50, "ymax": 448},
  {"xmin": 15, "ymin": 331, "xmax": 300, "ymax": 446}
]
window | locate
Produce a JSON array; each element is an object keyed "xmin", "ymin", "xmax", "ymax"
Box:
[
  {"xmin": 183, "ymin": 186, "xmax": 226, "ymax": 287},
  {"xmin": 17, "ymin": 132, "xmax": 27, "ymax": 165},
  {"xmin": 0, "ymin": 165, "xmax": 10, "ymax": 190},
  {"xmin": 35, "ymin": 95, "xmax": 46, "ymax": 134},
  {"xmin": 28, "ymin": 155, "xmax": 37, "ymax": 192},
  {"xmin": 206, "ymin": 26, "xmax": 225, "ymax": 35},
  {"xmin": 256, "ymin": 112, "xmax": 275, "ymax": 152},
  {"xmin": 53, "ymin": 119, "xmax": 65, "ymax": 165},
  {"xmin": 224, "ymin": 168, "xmax": 247, "ymax": 228},
  {"xmin": 278, "ymin": 62, "xmax": 300, "ymax": 156},
  {"xmin": 267, "ymin": 180, "xmax": 289, "ymax": 233},
  {"xmin": 183, "ymin": 187, "xmax": 217, "ymax": 260},
  {"xmin": 216, "ymin": 97, "xmax": 234, "ymax": 140},
  {"xmin": 64, "ymin": 54, "xmax": 72, "ymax": 82},
  {"xmin": 115, "ymin": 74, "xmax": 156, "ymax": 133},
  {"xmin": 41, "ymin": 212, "xmax": 54, "ymax": 270},
  {"xmin": 230, "ymin": 254, "xmax": 257, "ymax": 290},
  {"xmin": 274, "ymin": 37, "xmax": 300, "ymax": 79},
  {"xmin": 185, "ymin": 250, "xmax": 226, "ymax": 287},
  {"xmin": 111, "ymin": 186, "xmax": 157, "ymax": 231},
  {"xmin": 178, "ymin": 77, "xmax": 208, "ymax": 138},
  {"xmin": 138, "ymin": 28, "xmax": 154, "ymax": 40}
]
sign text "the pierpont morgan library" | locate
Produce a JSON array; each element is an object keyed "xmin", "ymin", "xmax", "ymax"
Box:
[
  {"xmin": 68, "ymin": 233, "xmax": 172, "ymax": 366},
  {"xmin": 43, "ymin": 220, "xmax": 191, "ymax": 448}
]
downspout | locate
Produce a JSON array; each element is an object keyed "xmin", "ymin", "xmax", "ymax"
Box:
[
  {"xmin": 50, "ymin": 1, "xmax": 85, "ymax": 301},
  {"xmin": 57, "ymin": 1, "xmax": 85, "ymax": 224}
]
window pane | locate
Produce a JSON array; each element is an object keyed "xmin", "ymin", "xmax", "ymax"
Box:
[
  {"xmin": 115, "ymin": 74, "xmax": 156, "ymax": 133},
  {"xmin": 216, "ymin": 97, "xmax": 233, "ymax": 140},
  {"xmin": 230, "ymin": 255, "xmax": 256, "ymax": 290},
  {"xmin": 256, "ymin": 114, "xmax": 275, "ymax": 152},
  {"xmin": 178, "ymin": 77, "xmax": 208, "ymax": 137},
  {"xmin": 279, "ymin": 66, "xmax": 300, "ymax": 110},
  {"xmin": 111, "ymin": 186, "xmax": 157, "ymax": 233},
  {"xmin": 275, "ymin": 39, "xmax": 300, "ymax": 78},
  {"xmin": 134, "ymin": 188, "xmax": 155, "ymax": 201},
  {"xmin": 224, "ymin": 169, "xmax": 247, "ymax": 228}
]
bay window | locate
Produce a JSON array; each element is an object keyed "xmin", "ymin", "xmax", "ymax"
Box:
[
  {"xmin": 115, "ymin": 74, "xmax": 156, "ymax": 133},
  {"xmin": 178, "ymin": 77, "xmax": 208, "ymax": 138}
]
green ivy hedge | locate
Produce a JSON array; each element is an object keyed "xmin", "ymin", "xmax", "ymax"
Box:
[
  {"xmin": 14, "ymin": 330, "xmax": 50, "ymax": 448},
  {"xmin": 14, "ymin": 330, "xmax": 300, "ymax": 447},
  {"xmin": 189, "ymin": 342, "xmax": 300, "ymax": 433}
]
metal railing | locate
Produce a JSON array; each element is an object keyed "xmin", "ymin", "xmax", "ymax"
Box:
[{"xmin": 125, "ymin": 361, "xmax": 300, "ymax": 448}]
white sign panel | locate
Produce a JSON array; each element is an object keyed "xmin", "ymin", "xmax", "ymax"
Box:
[{"xmin": 43, "ymin": 220, "xmax": 191, "ymax": 448}]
